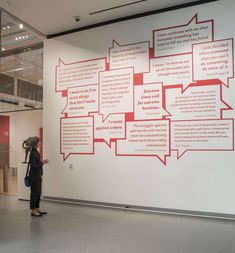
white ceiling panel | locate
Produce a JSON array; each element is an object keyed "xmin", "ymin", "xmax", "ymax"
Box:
[{"xmin": 0, "ymin": 0, "xmax": 198, "ymax": 35}]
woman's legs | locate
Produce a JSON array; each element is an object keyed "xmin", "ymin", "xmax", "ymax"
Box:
[
  {"xmin": 30, "ymin": 180, "xmax": 41, "ymax": 214},
  {"xmin": 35, "ymin": 180, "xmax": 41, "ymax": 209}
]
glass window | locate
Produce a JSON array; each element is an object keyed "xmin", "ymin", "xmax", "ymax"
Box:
[
  {"xmin": 17, "ymin": 79, "xmax": 43, "ymax": 102},
  {"xmin": 0, "ymin": 73, "xmax": 14, "ymax": 95}
]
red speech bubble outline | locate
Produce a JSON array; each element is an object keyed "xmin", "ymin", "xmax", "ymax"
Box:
[
  {"xmin": 61, "ymin": 84, "xmax": 99, "ymax": 117},
  {"xmin": 92, "ymin": 113, "xmax": 126, "ymax": 148},
  {"xmin": 153, "ymin": 13, "xmax": 214, "ymax": 58},
  {"xmin": 98, "ymin": 67, "xmax": 135, "ymax": 121},
  {"xmin": 192, "ymin": 38, "xmax": 235, "ymax": 87},
  {"xmin": 171, "ymin": 118, "xmax": 234, "ymax": 159},
  {"xmin": 55, "ymin": 57, "xmax": 107, "ymax": 93},
  {"xmin": 109, "ymin": 40, "xmax": 150, "ymax": 74},
  {"xmin": 134, "ymin": 82, "xmax": 171, "ymax": 121},
  {"xmin": 115, "ymin": 119, "xmax": 171, "ymax": 165},
  {"xmin": 144, "ymin": 53, "xmax": 193, "ymax": 91},
  {"xmin": 164, "ymin": 81, "xmax": 233, "ymax": 120},
  {"xmin": 60, "ymin": 116, "xmax": 94, "ymax": 161}
]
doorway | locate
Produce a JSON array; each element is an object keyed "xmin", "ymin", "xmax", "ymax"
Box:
[{"xmin": 0, "ymin": 115, "xmax": 17, "ymax": 195}]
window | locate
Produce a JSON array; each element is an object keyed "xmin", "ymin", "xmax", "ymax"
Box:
[
  {"xmin": 0, "ymin": 73, "xmax": 14, "ymax": 95},
  {"xmin": 17, "ymin": 79, "xmax": 43, "ymax": 102}
]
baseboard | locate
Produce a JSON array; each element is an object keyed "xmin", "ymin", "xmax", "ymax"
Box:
[{"xmin": 43, "ymin": 196, "xmax": 235, "ymax": 221}]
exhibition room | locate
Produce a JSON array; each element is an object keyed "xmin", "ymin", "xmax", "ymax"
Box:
[{"xmin": 0, "ymin": 0, "xmax": 235, "ymax": 252}]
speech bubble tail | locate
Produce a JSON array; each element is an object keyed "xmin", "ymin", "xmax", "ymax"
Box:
[
  {"xmin": 112, "ymin": 40, "xmax": 120, "ymax": 48},
  {"xmin": 61, "ymin": 105, "xmax": 68, "ymax": 115},
  {"xmin": 58, "ymin": 58, "xmax": 65, "ymax": 66},
  {"xmin": 220, "ymin": 79, "xmax": 230, "ymax": 88},
  {"xmin": 182, "ymin": 83, "xmax": 191, "ymax": 93},
  {"xmin": 163, "ymin": 109, "xmax": 172, "ymax": 118},
  {"xmin": 101, "ymin": 114, "xmax": 111, "ymax": 122},
  {"xmin": 156, "ymin": 154, "xmax": 167, "ymax": 165},
  {"xmin": 176, "ymin": 149, "xmax": 187, "ymax": 159},
  {"xmin": 63, "ymin": 153, "xmax": 71, "ymax": 161},
  {"xmin": 103, "ymin": 138, "xmax": 112, "ymax": 148},
  {"xmin": 189, "ymin": 13, "xmax": 198, "ymax": 25},
  {"xmin": 221, "ymin": 99, "xmax": 233, "ymax": 111}
]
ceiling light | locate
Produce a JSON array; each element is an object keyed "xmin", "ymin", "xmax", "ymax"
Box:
[
  {"xmin": 2, "ymin": 47, "xmax": 5, "ymax": 51},
  {"xmin": 22, "ymin": 36, "xmax": 25, "ymax": 39},
  {"xmin": 38, "ymin": 79, "xmax": 43, "ymax": 86},
  {"xmin": 15, "ymin": 37, "xmax": 18, "ymax": 40},
  {"xmin": 19, "ymin": 24, "xmax": 24, "ymax": 29},
  {"xmin": 3, "ymin": 27, "xmax": 6, "ymax": 30},
  {"xmin": 19, "ymin": 36, "xmax": 22, "ymax": 39},
  {"xmin": 18, "ymin": 102, "xmax": 25, "ymax": 107},
  {"xmin": 7, "ymin": 26, "xmax": 10, "ymax": 29}
]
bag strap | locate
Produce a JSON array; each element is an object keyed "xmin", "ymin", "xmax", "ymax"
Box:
[{"xmin": 25, "ymin": 152, "xmax": 31, "ymax": 177}]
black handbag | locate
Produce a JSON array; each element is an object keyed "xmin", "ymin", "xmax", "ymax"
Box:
[{"xmin": 24, "ymin": 161, "xmax": 31, "ymax": 187}]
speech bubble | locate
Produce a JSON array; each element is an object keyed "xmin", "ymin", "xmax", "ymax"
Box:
[
  {"xmin": 116, "ymin": 120, "xmax": 170, "ymax": 164},
  {"xmin": 192, "ymin": 39, "xmax": 234, "ymax": 87},
  {"xmin": 144, "ymin": 54, "xmax": 193, "ymax": 90},
  {"xmin": 62, "ymin": 85, "xmax": 98, "ymax": 117},
  {"xmin": 154, "ymin": 14, "xmax": 213, "ymax": 57},
  {"xmin": 94, "ymin": 113, "xmax": 126, "ymax": 147},
  {"xmin": 99, "ymin": 68, "xmax": 134, "ymax": 120},
  {"xmin": 165, "ymin": 83, "xmax": 232, "ymax": 120},
  {"xmin": 55, "ymin": 58, "xmax": 106, "ymax": 92},
  {"xmin": 109, "ymin": 40, "xmax": 150, "ymax": 73},
  {"xmin": 134, "ymin": 83, "xmax": 170, "ymax": 120},
  {"xmin": 171, "ymin": 119, "xmax": 234, "ymax": 159},
  {"xmin": 60, "ymin": 116, "xmax": 94, "ymax": 160}
]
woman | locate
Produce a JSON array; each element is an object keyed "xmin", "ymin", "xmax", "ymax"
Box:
[{"xmin": 29, "ymin": 136, "xmax": 49, "ymax": 217}]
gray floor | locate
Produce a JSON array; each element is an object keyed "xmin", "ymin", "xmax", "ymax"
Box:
[{"xmin": 1, "ymin": 196, "xmax": 235, "ymax": 253}]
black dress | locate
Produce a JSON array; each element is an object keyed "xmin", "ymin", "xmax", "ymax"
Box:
[{"xmin": 29, "ymin": 148, "xmax": 43, "ymax": 210}]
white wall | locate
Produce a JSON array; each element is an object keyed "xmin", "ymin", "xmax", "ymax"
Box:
[
  {"xmin": 1, "ymin": 110, "xmax": 43, "ymax": 167},
  {"xmin": 43, "ymin": 0, "xmax": 235, "ymax": 214}
]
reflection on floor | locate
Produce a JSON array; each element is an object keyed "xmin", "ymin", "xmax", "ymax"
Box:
[
  {"xmin": 0, "ymin": 168, "xmax": 17, "ymax": 195},
  {"xmin": 1, "ymin": 195, "xmax": 235, "ymax": 253}
]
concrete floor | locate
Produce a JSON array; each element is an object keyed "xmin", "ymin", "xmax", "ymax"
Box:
[{"xmin": 1, "ymin": 195, "xmax": 235, "ymax": 253}]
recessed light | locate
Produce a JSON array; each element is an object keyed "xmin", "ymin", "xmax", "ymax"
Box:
[
  {"xmin": 19, "ymin": 24, "xmax": 24, "ymax": 29},
  {"xmin": 22, "ymin": 36, "xmax": 25, "ymax": 39},
  {"xmin": 19, "ymin": 36, "xmax": 22, "ymax": 39},
  {"xmin": 2, "ymin": 47, "xmax": 5, "ymax": 51},
  {"xmin": 7, "ymin": 26, "xmax": 10, "ymax": 29},
  {"xmin": 15, "ymin": 37, "xmax": 18, "ymax": 40},
  {"xmin": 3, "ymin": 27, "xmax": 6, "ymax": 30}
]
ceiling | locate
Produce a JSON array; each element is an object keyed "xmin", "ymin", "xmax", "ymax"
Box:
[
  {"xmin": 0, "ymin": 0, "xmax": 197, "ymax": 36},
  {"xmin": 1, "ymin": 10, "xmax": 43, "ymax": 51},
  {"xmin": 0, "ymin": 0, "xmax": 198, "ymax": 113},
  {"xmin": 0, "ymin": 10, "xmax": 43, "ymax": 85},
  {"xmin": 0, "ymin": 10, "xmax": 43, "ymax": 112}
]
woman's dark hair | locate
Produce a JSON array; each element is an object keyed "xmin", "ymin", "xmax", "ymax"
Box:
[{"xmin": 31, "ymin": 136, "xmax": 40, "ymax": 148}]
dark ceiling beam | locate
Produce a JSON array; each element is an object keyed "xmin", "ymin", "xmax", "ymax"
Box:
[{"xmin": 48, "ymin": 0, "xmax": 219, "ymax": 39}]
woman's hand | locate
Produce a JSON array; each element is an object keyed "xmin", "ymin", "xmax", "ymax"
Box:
[{"xmin": 42, "ymin": 159, "xmax": 49, "ymax": 164}]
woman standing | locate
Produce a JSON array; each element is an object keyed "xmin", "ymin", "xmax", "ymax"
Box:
[{"xmin": 29, "ymin": 136, "xmax": 49, "ymax": 217}]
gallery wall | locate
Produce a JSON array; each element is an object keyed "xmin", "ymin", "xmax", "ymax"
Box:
[
  {"xmin": 43, "ymin": 0, "xmax": 235, "ymax": 215},
  {"xmin": 0, "ymin": 110, "xmax": 43, "ymax": 167}
]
